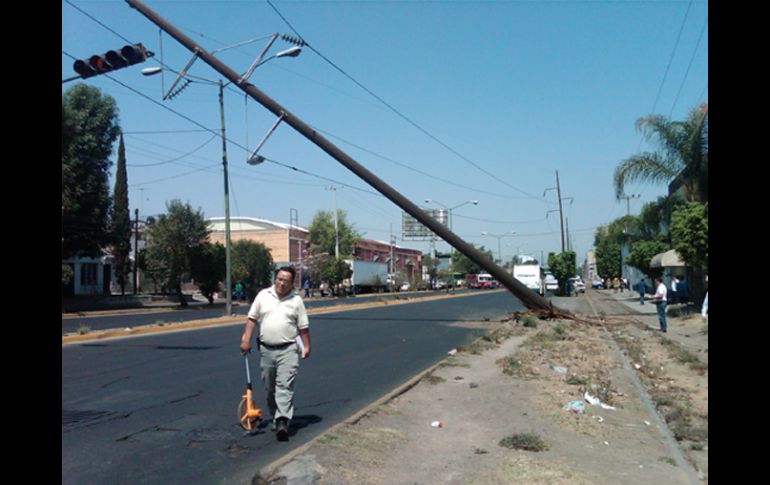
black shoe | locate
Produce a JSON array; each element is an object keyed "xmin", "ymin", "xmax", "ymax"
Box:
[{"xmin": 276, "ymin": 418, "xmax": 289, "ymax": 441}]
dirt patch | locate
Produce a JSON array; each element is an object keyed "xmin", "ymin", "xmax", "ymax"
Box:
[{"xmin": 265, "ymin": 291, "xmax": 707, "ymax": 484}]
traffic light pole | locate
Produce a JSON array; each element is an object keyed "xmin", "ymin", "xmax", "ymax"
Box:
[{"xmin": 124, "ymin": 0, "xmax": 568, "ymax": 317}]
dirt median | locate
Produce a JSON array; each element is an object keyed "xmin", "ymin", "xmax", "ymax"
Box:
[{"xmin": 259, "ymin": 290, "xmax": 707, "ymax": 484}]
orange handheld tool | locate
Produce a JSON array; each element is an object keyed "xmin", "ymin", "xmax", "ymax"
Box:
[{"xmin": 238, "ymin": 352, "xmax": 263, "ymax": 431}]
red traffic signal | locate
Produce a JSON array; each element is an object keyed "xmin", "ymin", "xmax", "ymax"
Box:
[{"xmin": 73, "ymin": 43, "xmax": 152, "ymax": 79}]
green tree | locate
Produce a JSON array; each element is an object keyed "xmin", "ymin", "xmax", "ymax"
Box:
[
  {"xmin": 110, "ymin": 133, "xmax": 132, "ymax": 295},
  {"xmin": 625, "ymin": 239, "xmax": 667, "ymax": 281},
  {"xmin": 614, "ymin": 102, "xmax": 708, "ymax": 203},
  {"xmin": 62, "ymin": 84, "xmax": 121, "ymax": 258},
  {"xmin": 190, "ymin": 242, "xmax": 226, "ymax": 304},
  {"xmin": 593, "ymin": 216, "xmax": 635, "ymax": 279},
  {"xmin": 451, "ymin": 247, "xmax": 494, "ymax": 275},
  {"xmin": 547, "ymin": 251, "xmax": 576, "ymax": 295},
  {"xmin": 306, "ymin": 254, "xmax": 352, "ymax": 291},
  {"xmin": 636, "ymin": 196, "xmax": 684, "ymax": 242},
  {"xmin": 231, "ymin": 239, "xmax": 274, "ymax": 301},
  {"xmin": 307, "ymin": 209, "xmax": 361, "ymax": 257},
  {"xmin": 670, "ymin": 202, "xmax": 708, "ymax": 271},
  {"xmin": 141, "ymin": 200, "xmax": 210, "ymax": 306}
]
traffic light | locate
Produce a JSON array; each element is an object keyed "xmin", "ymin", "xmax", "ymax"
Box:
[{"xmin": 73, "ymin": 43, "xmax": 153, "ymax": 79}]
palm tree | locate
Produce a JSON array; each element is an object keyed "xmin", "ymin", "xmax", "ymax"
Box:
[{"xmin": 614, "ymin": 102, "xmax": 708, "ymax": 202}]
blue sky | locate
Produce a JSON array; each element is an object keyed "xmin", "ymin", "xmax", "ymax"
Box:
[{"xmin": 62, "ymin": 0, "xmax": 708, "ymax": 266}]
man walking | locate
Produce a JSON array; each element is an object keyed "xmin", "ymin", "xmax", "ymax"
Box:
[
  {"xmin": 240, "ymin": 266, "xmax": 311, "ymax": 441},
  {"xmin": 651, "ymin": 277, "xmax": 668, "ymax": 333},
  {"xmin": 636, "ymin": 278, "xmax": 646, "ymax": 305}
]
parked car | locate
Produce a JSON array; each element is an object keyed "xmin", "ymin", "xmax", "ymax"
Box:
[
  {"xmin": 591, "ymin": 278, "xmax": 604, "ymax": 289},
  {"xmin": 543, "ymin": 273, "xmax": 559, "ymax": 292},
  {"xmin": 570, "ymin": 277, "xmax": 586, "ymax": 294}
]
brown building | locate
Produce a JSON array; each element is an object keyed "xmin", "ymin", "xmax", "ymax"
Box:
[{"xmin": 207, "ymin": 217, "xmax": 423, "ymax": 283}]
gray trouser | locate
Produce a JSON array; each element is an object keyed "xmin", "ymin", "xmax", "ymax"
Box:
[{"xmin": 260, "ymin": 344, "xmax": 300, "ymax": 422}]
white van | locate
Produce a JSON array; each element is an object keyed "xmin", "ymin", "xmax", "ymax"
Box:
[{"xmin": 514, "ymin": 264, "xmax": 543, "ymax": 295}]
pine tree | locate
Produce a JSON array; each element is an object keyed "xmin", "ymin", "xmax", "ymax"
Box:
[{"xmin": 110, "ymin": 133, "xmax": 132, "ymax": 295}]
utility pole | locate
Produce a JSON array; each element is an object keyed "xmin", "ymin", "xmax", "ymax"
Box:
[
  {"xmin": 622, "ymin": 194, "xmax": 641, "ymax": 216},
  {"xmin": 555, "ymin": 171, "xmax": 565, "ymax": 252},
  {"xmin": 289, "ymin": 208, "xmax": 301, "ymax": 289},
  {"xmin": 619, "ymin": 194, "xmax": 639, "ymax": 285},
  {"xmin": 544, "ymin": 171, "xmax": 571, "ymax": 253},
  {"xmin": 326, "ymin": 186, "xmax": 339, "ymax": 258},
  {"xmin": 133, "ymin": 208, "xmax": 139, "ymax": 295},
  {"xmin": 125, "ymin": 0, "xmax": 566, "ymax": 315},
  {"xmin": 220, "ymin": 80, "xmax": 232, "ymax": 316},
  {"xmin": 390, "ymin": 224, "xmax": 395, "ymax": 292}
]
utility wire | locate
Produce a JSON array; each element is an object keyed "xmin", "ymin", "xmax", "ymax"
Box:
[
  {"xmin": 668, "ymin": 15, "xmax": 707, "ymax": 118},
  {"xmin": 317, "ymin": 128, "xmax": 541, "ymax": 202},
  {"xmin": 64, "ymin": 0, "xmax": 134, "ymax": 44},
  {"xmin": 265, "ymin": 0, "xmax": 544, "ymax": 202},
  {"xmin": 649, "ymin": 0, "xmax": 693, "ymax": 116},
  {"xmin": 127, "ymin": 134, "xmax": 217, "ymax": 167}
]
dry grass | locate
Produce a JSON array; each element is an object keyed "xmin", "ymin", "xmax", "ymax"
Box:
[{"xmin": 499, "ymin": 432, "xmax": 549, "ymax": 452}]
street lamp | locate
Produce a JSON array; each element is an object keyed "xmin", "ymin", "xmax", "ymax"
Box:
[
  {"xmin": 481, "ymin": 230, "xmax": 516, "ymax": 264},
  {"xmin": 141, "ymin": 42, "xmax": 301, "ymax": 316}
]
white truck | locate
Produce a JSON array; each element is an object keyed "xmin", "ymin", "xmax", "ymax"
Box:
[
  {"xmin": 513, "ymin": 264, "xmax": 544, "ymax": 296},
  {"xmin": 345, "ymin": 259, "xmax": 389, "ymax": 294}
]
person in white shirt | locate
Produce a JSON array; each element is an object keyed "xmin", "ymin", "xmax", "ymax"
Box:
[
  {"xmin": 701, "ymin": 292, "xmax": 708, "ymax": 322},
  {"xmin": 240, "ymin": 266, "xmax": 311, "ymax": 441},
  {"xmin": 650, "ymin": 277, "xmax": 668, "ymax": 332}
]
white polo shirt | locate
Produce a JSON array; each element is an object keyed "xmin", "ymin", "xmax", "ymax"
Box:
[
  {"xmin": 655, "ymin": 282, "xmax": 667, "ymax": 302},
  {"xmin": 247, "ymin": 286, "xmax": 309, "ymax": 345}
]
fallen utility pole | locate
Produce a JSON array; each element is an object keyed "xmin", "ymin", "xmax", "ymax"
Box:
[{"xmin": 125, "ymin": 0, "xmax": 569, "ymax": 317}]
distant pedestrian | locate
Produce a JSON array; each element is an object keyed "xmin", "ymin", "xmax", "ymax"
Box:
[
  {"xmin": 701, "ymin": 292, "xmax": 708, "ymax": 322},
  {"xmin": 303, "ymin": 278, "xmax": 311, "ymax": 298},
  {"xmin": 651, "ymin": 277, "xmax": 668, "ymax": 332},
  {"xmin": 677, "ymin": 276, "xmax": 689, "ymax": 305},
  {"xmin": 636, "ymin": 278, "xmax": 646, "ymax": 305},
  {"xmin": 670, "ymin": 276, "xmax": 679, "ymax": 304}
]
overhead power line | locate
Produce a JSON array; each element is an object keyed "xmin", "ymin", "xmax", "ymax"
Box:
[
  {"xmin": 317, "ymin": 128, "xmax": 540, "ymax": 202},
  {"xmin": 668, "ymin": 15, "xmax": 708, "ymax": 118},
  {"xmin": 265, "ymin": 0, "xmax": 544, "ymax": 202},
  {"xmin": 649, "ymin": 0, "xmax": 694, "ymax": 116}
]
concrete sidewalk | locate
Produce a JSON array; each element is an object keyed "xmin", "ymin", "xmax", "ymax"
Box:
[{"xmin": 601, "ymin": 288, "xmax": 659, "ymax": 315}]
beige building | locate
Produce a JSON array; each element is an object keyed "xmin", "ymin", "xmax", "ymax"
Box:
[
  {"xmin": 208, "ymin": 217, "xmax": 307, "ymax": 268},
  {"xmin": 207, "ymin": 216, "xmax": 423, "ymax": 283}
]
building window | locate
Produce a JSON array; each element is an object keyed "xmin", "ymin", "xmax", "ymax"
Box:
[{"xmin": 80, "ymin": 263, "xmax": 98, "ymax": 287}]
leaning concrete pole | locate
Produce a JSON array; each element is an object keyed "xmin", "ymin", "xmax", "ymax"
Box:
[{"xmin": 125, "ymin": 0, "xmax": 568, "ymax": 316}]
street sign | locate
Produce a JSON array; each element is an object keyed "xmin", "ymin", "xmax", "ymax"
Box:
[{"xmin": 402, "ymin": 209, "xmax": 448, "ymax": 240}]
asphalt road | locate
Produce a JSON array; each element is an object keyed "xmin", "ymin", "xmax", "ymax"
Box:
[
  {"xmin": 62, "ymin": 290, "xmax": 524, "ymax": 484},
  {"xmin": 61, "ymin": 290, "xmax": 472, "ymax": 334}
]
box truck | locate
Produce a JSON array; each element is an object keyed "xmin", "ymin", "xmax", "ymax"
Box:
[{"xmin": 344, "ymin": 259, "xmax": 389, "ymax": 294}]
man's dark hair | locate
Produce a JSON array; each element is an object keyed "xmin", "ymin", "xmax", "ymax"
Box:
[{"xmin": 276, "ymin": 266, "xmax": 296, "ymax": 282}]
